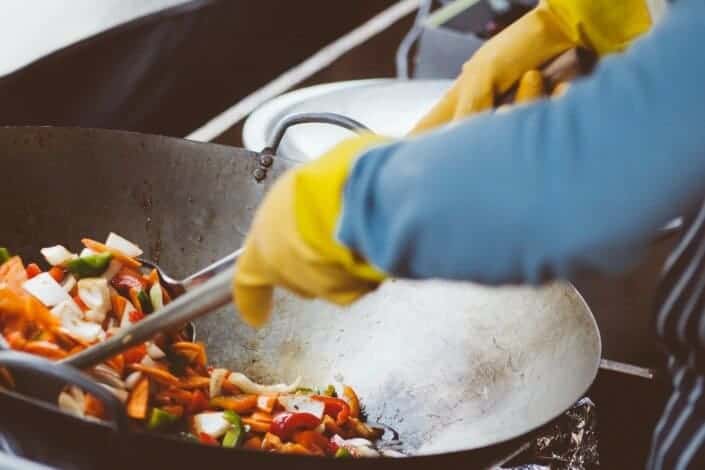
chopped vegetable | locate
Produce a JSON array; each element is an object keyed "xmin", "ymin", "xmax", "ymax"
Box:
[
  {"xmin": 126, "ymin": 377, "xmax": 149, "ymax": 419},
  {"xmin": 270, "ymin": 412, "xmax": 321, "ymax": 440},
  {"xmin": 0, "ymin": 248, "xmax": 11, "ymax": 266},
  {"xmin": 278, "ymin": 395, "xmax": 325, "ymax": 419},
  {"xmin": 221, "ymin": 410, "xmax": 245, "ymax": 448},
  {"xmin": 149, "ymin": 282, "xmax": 163, "ymax": 311},
  {"xmin": 66, "ymin": 253, "xmax": 113, "ymax": 278},
  {"xmin": 136, "ymin": 289, "xmax": 153, "ymax": 314},
  {"xmin": 40, "ymin": 245, "xmax": 77, "ymax": 267},
  {"xmin": 210, "ymin": 394, "xmax": 258, "ymax": 414},
  {"xmin": 25, "ymin": 263, "xmax": 41, "ymax": 279},
  {"xmin": 323, "ymin": 384, "xmax": 338, "ymax": 397},
  {"xmin": 22, "ymin": 272, "xmax": 71, "ymax": 307},
  {"xmin": 312, "ymin": 395, "xmax": 351, "ymax": 426},
  {"xmin": 198, "ymin": 432, "xmax": 220, "ymax": 446},
  {"xmin": 192, "ymin": 412, "xmax": 230, "ymax": 439},
  {"xmin": 256, "ymin": 394, "xmax": 277, "ymax": 413},
  {"xmin": 209, "ymin": 368, "xmax": 228, "ymax": 398},
  {"xmin": 147, "ymin": 407, "xmax": 180, "ymax": 430},
  {"xmin": 335, "ymin": 447, "xmax": 352, "ymax": 458},
  {"xmin": 146, "ymin": 342, "xmax": 166, "ymax": 360},
  {"xmin": 227, "ymin": 372, "xmax": 301, "ymax": 395},
  {"xmin": 342, "ymin": 385, "xmax": 360, "ymax": 419},
  {"xmin": 82, "ymin": 238, "xmax": 141, "ymax": 269},
  {"xmin": 105, "ymin": 233, "xmax": 143, "ymax": 258},
  {"xmin": 48, "ymin": 266, "xmax": 65, "ymax": 283},
  {"xmin": 77, "ymin": 278, "xmax": 111, "ymax": 323}
]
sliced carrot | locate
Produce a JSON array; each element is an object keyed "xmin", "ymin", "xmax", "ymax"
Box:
[
  {"xmin": 171, "ymin": 342, "xmax": 201, "ymax": 363},
  {"xmin": 48, "ymin": 266, "xmax": 65, "ymax": 283},
  {"xmin": 129, "ymin": 364, "xmax": 180, "ymax": 386},
  {"xmin": 244, "ymin": 417, "xmax": 274, "ymax": 434},
  {"xmin": 342, "ymin": 385, "xmax": 360, "ymax": 419},
  {"xmin": 256, "ymin": 395, "xmax": 278, "ymax": 413},
  {"xmin": 84, "ymin": 393, "xmax": 106, "ymax": 419},
  {"xmin": 4, "ymin": 330, "xmax": 27, "ymax": 350},
  {"xmin": 23, "ymin": 341, "xmax": 67, "ymax": 360},
  {"xmin": 122, "ymin": 344, "xmax": 147, "ymax": 364},
  {"xmin": 73, "ymin": 295, "xmax": 88, "ymax": 312},
  {"xmin": 25, "ymin": 263, "xmax": 41, "ymax": 279},
  {"xmin": 128, "ymin": 288, "xmax": 142, "ymax": 313},
  {"xmin": 292, "ymin": 430, "xmax": 328, "ymax": 455},
  {"xmin": 179, "ymin": 376, "xmax": 210, "ymax": 390},
  {"xmin": 243, "ymin": 435, "xmax": 263, "ymax": 450},
  {"xmin": 110, "ymin": 293, "xmax": 127, "ymax": 321},
  {"xmin": 210, "ymin": 394, "xmax": 258, "ymax": 414},
  {"xmin": 106, "ymin": 354, "xmax": 125, "ymax": 376},
  {"xmin": 250, "ymin": 411, "xmax": 273, "ymax": 423},
  {"xmin": 144, "ymin": 269, "xmax": 159, "ymax": 286},
  {"xmin": 156, "ymin": 388, "xmax": 194, "ymax": 406},
  {"xmin": 322, "ymin": 415, "xmax": 345, "ymax": 437},
  {"xmin": 81, "ymin": 238, "xmax": 141, "ymax": 268},
  {"xmin": 127, "ymin": 376, "xmax": 149, "ymax": 419},
  {"xmin": 261, "ymin": 432, "xmax": 282, "ymax": 451}
]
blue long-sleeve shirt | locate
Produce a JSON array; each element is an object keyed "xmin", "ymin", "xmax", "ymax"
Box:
[{"xmin": 338, "ymin": 0, "xmax": 705, "ymax": 285}]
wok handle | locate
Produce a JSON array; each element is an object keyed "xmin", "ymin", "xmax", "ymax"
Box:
[
  {"xmin": 0, "ymin": 350, "xmax": 129, "ymax": 433},
  {"xmin": 265, "ymin": 112, "xmax": 371, "ymax": 155}
]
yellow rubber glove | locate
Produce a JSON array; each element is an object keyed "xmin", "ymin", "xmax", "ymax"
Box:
[
  {"xmin": 411, "ymin": 0, "xmax": 652, "ymax": 133},
  {"xmin": 233, "ymin": 134, "xmax": 390, "ymax": 327}
]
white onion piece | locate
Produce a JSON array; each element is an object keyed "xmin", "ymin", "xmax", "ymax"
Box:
[
  {"xmin": 209, "ymin": 368, "xmax": 228, "ymax": 398},
  {"xmin": 80, "ymin": 248, "xmax": 97, "ymax": 258},
  {"xmin": 23, "ymin": 272, "xmax": 71, "ymax": 307},
  {"xmin": 61, "ymin": 274, "xmax": 77, "ymax": 293},
  {"xmin": 146, "ymin": 342, "xmax": 166, "ymax": 360},
  {"xmin": 77, "ymin": 278, "xmax": 110, "ymax": 323},
  {"xmin": 227, "ymin": 372, "xmax": 301, "ymax": 395},
  {"xmin": 278, "ymin": 395, "xmax": 325, "ymax": 419},
  {"xmin": 65, "ymin": 321, "xmax": 103, "ymax": 343},
  {"xmin": 192, "ymin": 412, "xmax": 230, "ymax": 438},
  {"xmin": 105, "ymin": 233, "xmax": 143, "ymax": 257},
  {"xmin": 353, "ymin": 446, "xmax": 380, "ymax": 458},
  {"xmin": 41, "ymin": 245, "xmax": 77, "ymax": 266},
  {"xmin": 58, "ymin": 392, "xmax": 84, "ymax": 417},
  {"xmin": 124, "ymin": 371, "xmax": 143, "ymax": 390},
  {"xmin": 140, "ymin": 355, "xmax": 157, "ymax": 368}
]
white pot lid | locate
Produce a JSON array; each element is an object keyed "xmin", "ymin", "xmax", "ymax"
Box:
[{"xmin": 243, "ymin": 79, "xmax": 452, "ymax": 162}]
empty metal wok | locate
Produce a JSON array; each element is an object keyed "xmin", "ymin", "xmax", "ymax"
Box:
[{"xmin": 0, "ymin": 125, "xmax": 600, "ymax": 468}]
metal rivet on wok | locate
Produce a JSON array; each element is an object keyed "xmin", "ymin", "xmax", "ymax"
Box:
[
  {"xmin": 260, "ymin": 154, "xmax": 274, "ymax": 167},
  {"xmin": 253, "ymin": 168, "xmax": 267, "ymax": 181}
]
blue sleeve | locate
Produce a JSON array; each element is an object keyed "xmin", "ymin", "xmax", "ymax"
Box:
[{"xmin": 337, "ymin": 0, "xmax": 705, "ymax": 285}]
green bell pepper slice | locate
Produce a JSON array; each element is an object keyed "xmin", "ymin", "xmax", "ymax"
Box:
[
  {"xmin": 0, "ymin": 248, "xmax": 11, "ymax": 266},
  {"xmin": 335, "ymin": 447, "xmax": 352, "ymax": 458},
  {"xmin": 222, "ymin": 410, "xmax": 244, "ymax": 448},
  {"xmin": 66, "ymin": 252, "xmax": 112, "ymax": 278},
  {"xmin": 146, "ymin": 407, "xmax": 179, "ymax": 430}
]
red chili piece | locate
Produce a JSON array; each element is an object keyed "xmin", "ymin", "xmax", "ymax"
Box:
[{"xmin": 198, "ymin": 432, "xmax": 219, "ymax": 446}]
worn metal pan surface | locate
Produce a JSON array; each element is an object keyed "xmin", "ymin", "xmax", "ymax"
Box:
[{"xmin": 0, "ymin": 126, "xmax": 600, "ymax": 466}]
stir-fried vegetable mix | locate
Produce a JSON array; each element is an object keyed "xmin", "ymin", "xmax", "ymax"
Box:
[{"xmin": 0, "ymin": 234, "xmax": 386, "ymax": 457}]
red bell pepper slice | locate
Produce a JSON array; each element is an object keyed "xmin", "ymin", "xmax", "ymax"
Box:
[
  {"xmin": 25, "ymin": 263, "xmax": 41, "ymax": 279},
  {"xmin": 198, "ymin": 432, "xmax": 220, "ymax": 446},
  {"xmin": 187, "ymin": 390, "xmax": 209, "ymax": 415},
  {"xmin": 312, "ymin": 395, "xmax": 350, "ymax": 426},
  {"xmin": 111, "ymin": 267, "xmax": 146, "ymax": 294},
  {"xmin": 270, "ymin": 412, "xmax": 321, "ymax": 440}
]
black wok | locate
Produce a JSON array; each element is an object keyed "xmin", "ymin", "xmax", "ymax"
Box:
[{"xmin": 0, "ymin": 125, "xmax": 601, "ymax": 468}]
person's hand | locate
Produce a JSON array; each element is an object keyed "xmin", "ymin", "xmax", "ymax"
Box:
[
  {"xmin": 411, "ymin": 0, "xmax": 653, "ymax": 133},
  {"xmin": 233, "ymin": 134, "xmax": 390, "ymax": 327}
]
